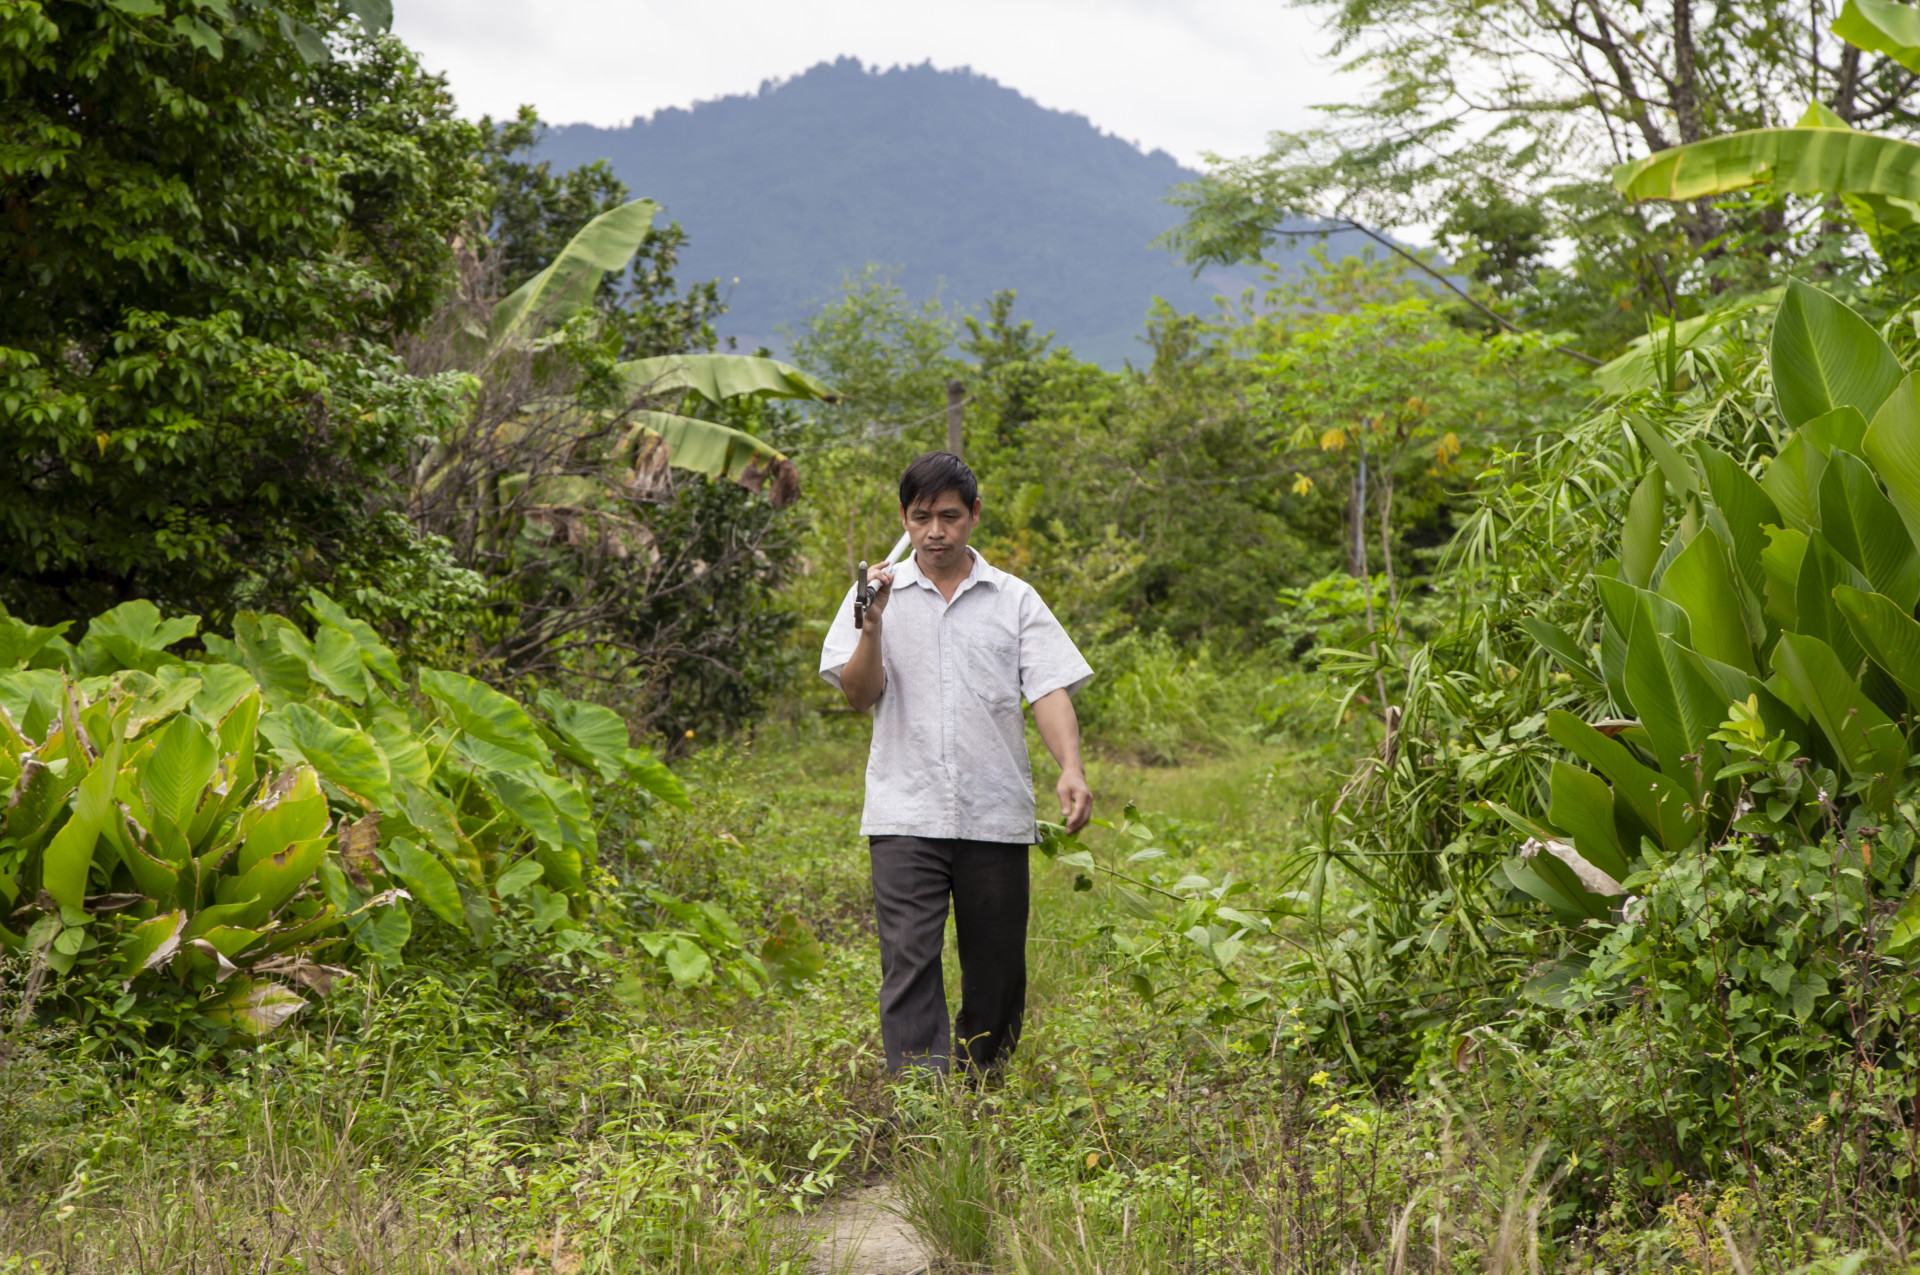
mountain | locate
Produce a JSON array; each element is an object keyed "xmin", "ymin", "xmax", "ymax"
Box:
[{"xmin": 537, "ymin": 58, "xmax": 1361, "ymax": 367}]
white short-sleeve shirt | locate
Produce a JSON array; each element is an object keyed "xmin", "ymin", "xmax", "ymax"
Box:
[{"xmin": 819, "ymin": 547, "xmax": 1093, "ymax": 844}]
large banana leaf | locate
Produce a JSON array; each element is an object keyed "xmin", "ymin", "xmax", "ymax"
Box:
[
  {"xmin": 618, "ymin": 355, "xmax": 838, "ymax": 404},
  {"xmin": 1834, "ymin": 0, "xmax": 1920, "ymax": 74},
  {"xmin": 1612, "ymin": 127, "xmax": 1920, "ymax": 230},
  {"xmin": 617, "ymin": 412, "xmax": 800, "ymax": 507},
  {"xmin": 1819, "ymin": 449, "xmax": 1920, "ymax": 609},
  {"xmin": 490, "ymin": 199, "xmax": 661, "ymax": 347}
]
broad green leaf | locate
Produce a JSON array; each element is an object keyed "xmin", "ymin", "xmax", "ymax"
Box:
[
  {"xmin": 117, "ymin": 910, "xmax": 186, "ymax": 978},
  {"xmin": 1620, "ymin": 468, "xmax": 1666, "ymax": 588},
  {"xmin": 491, "ymin": 199, "xmax": 660, "ymax": 345},
  {"xmin": 1615, "ymin": 131, "xmax": 1920, "ymax": 258},
  {"xmin": 1771, "ymin": 632, "xmax": 1907, "ymax": 778},
  {"xmin": 495, "ymin": 859, "xmax": 544, "ymax": 897},
  {"xmin": 340, "ymin": 0, "xmax": 392, "ymax": 35},
  {"xmin": 77, "ymin": 600, "xmax": 198, "ymax": 674},
  {"xmin": 262, "ymin": 705, "xmax": 393, "ymax": 811},
  {"xmin": 537, "ymin": 690, "xmax": 631, "ymax": 780},
  {"xmin": 419, "ymin": 668, "xmax": 551, "ymax": 766},
  {"xmin": 483, "ymin": 769, "xmax": 567, "ymax": 850},
  {"xmin": 1771, "ymin": 281, "xmax": 1908, "ymax": 430},
  {"xmin": 387, "ymin": 837, "xmax": 464, "ymax": 929},
  {"xmin": 663, "ymin": 936, "xmax": 712, "ymax": 987},
  {"xmin": 617, "ymin": 411, "xmax": 799, "ymax": 506},
  {"xmin": 1805, "ymin": 404, "xmax": 1871, "ymax": 456},
  {"xmin": 1625, "ymin": 629, "xmax": 1736, "ymax": 796},
  {"xmin": 618, "ymin": 354, "xmax": 837, "ymax": 404},
  {"xmin": 41, "ymin": 738, "xmax": 121, "ymax": 910},
  {"xmin": 306, "ymin": 591, "xmax": 403, "ymax": 687},
  {"xmin": 1818, "ymin": 449, "xmax": 1920, "ymax": 609},
  {"xmin": 1697, "ymin": 446, "xmax": 1783, "ymax": 606},
  {"xmin": 1797, "ymin": 532, "xmax": 1874, "ymax": 669},
  {"xmin": 1658, "ymin": 528, "xmax": 1757, "ymax": 674},
  {"xmin": 279, "ymin": 625, "xmax": 367, "ymax": 703},
  {"xmin": 1547, "ymin": 710, "xmax": 1700, "ymax": 852},
  {"xmin": 1834, "ymin": 0, "xmax": 1920, "ymax": 73},
  {"xmin": 1884, "ymin": 888, "xmax": 1920, "ymax": 957},
  {"xmin": 204, "ymin": 613, "xmax": 311, "ymax": 706},
  {"xmin": 1761, "ymin": 524, "xmax": 1808, "ymax": 628},
  {"xmin": 625, "ymin": 748, "xmax": 691, "ymax": 810},
  {"xmin": 1626, "ymin": 415, "xmax": 1699, "ymax": 498},
  {"xmin": 0, "ymin": 616, "xmax": 70, "ymax": 668},
  {"xmin": 370, "ymin": 718, "xmax": 432, "ymax": 789},
  {"xmin": 1834, "ymin": 584, "xmax": 1920, "ymax": 711},
  {"xmin": 1863, "ymin": 375, "xmax": 1920, "ymax": 554},
  {"xmin": 215, "ymin": 836, "xmax": 328, "ymax": 920},
  {"xmin": 761, "ymin": 912, "xmax": 828, "ymax": 988},
  {"xmin": 135, "ymin": 713, "xmax": 218, "ymax": 831},
  {"xmin": 202, "ymin": 977, "xmax": 307, "ymax": 1035},
  {"xmin": 1596, "ymin": 575, "xmax": 1692, "ymax": 714},
  {"xmin": 1519, "ymin": 616, "xmax": 1604, "ymax": 694},
  {"xmin": 237, "ymin": 768, "xmax": 329, "ymax": 874},
  {"xmin": 1501, "ymin": 853, "xmax": 1612, "ymax": 922},
  {"xmin": 1548, "ymin": 762, "xmax": 1633, "ymax": 882},
  {"xmin": 180, "ymin": 663, "xmax": 256, "ymax": 724},
  {"xmin": 1763, "ymin": 430, "xmax": 1836, "ymax": 533}
]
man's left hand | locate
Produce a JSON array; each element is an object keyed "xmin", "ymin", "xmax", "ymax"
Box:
[{"xmin": 1056, "ymin": 768, "xmax": 1092, "ymax": 834}]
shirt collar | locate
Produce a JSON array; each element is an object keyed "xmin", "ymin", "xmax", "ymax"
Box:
[{"xmin": 894, "ymin": 546, "xmax": 1002, "ymax": 595}]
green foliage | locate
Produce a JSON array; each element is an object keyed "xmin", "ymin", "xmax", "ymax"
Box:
[
  {"xmin": 0, "ymin": 592, "xmax": 687, "ymax": 1049},
  {"xmin": 1, "ymin": 1, "xmax": 487, "ymax": 624}
]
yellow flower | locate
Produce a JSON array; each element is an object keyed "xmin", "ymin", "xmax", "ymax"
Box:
[
  {"xmin": 1290, "ymin": 473, "xmax": 1314, "ymax": 496},
  {"xmin": 1309, "ymin": 1070, "xmax": 1330, "ymax": 1087},
  {"xmin": 1319, "ymin": 428, "xmax": 1347, "ymax": 451}
]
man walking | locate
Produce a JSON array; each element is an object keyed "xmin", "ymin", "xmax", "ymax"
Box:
[{"xmin": 820, "ymin": 451, "xmax": 1093, "ymax": 1075}]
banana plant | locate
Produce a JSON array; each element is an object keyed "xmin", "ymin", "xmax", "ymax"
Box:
[
  {"xmin": 1611, "ymin": 0, "xmax": 1920, "ymax": 260},
  {"xmin": 1508, "ymin": 280, "xmax": 1920, "ymax": 919},
  {"xmin": 441, "ymin": 198, "xmax": 838, "ymax": 509},
  {"xmin": 0, "ymin": 593, "xmax": 688, "ymax": 1040}
]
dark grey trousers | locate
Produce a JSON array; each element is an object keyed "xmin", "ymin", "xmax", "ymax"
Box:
[{"xmin": 868, "ymin": 835, "xmax": 1029, "ymax": 1074}]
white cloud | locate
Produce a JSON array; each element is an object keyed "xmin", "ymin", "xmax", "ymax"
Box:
[{"xmin": 392, "ymin": 0, "xmax": 1352, "ymax": 168}]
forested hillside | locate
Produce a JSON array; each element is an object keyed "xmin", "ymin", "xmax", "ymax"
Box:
[
  {"xmin": 13, "ymin": 0, "xmax": 1920, "ymax": 1270},
  {"xmin": 536, "ymin": 58, "xmax": 1355, "ymax": 365}
]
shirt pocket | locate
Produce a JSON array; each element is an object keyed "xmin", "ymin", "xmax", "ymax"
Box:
[{"xmin": 959, "ymin": 636, "xmax": 1021, "ymax": 709}]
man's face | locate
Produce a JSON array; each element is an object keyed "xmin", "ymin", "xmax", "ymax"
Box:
[{"xmin": 901, "ymin": 489, "xmax": 981, "ymax": 570}]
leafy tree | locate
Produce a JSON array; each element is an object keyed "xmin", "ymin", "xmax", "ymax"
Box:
[
  {"xmin": 961, "ymin": 289, "xmax": 1053, "ymax": 443},
  {"xmin": 1168, "ymin": 0, "xmax": 1920, "ymax": 350},
  {"xmin": 0, "ymin": 1, "xmax": 487, "ymax": 626}
]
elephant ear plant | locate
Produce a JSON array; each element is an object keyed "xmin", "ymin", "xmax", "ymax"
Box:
[{"xmin": 0, "ymin": 592, "xmax": 686, "ymax": 1053}]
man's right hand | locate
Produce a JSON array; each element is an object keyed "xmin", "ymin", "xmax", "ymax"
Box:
[
  {"xmin": 841, "ymin": 567, "xmax": 893, "ymax": 711},
  {"xmin": 863, "ymin": 566, "xmax": 895, "ymax": 623}
]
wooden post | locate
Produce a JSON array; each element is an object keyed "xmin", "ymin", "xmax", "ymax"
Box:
[{"xmin": 946, "ymin": 378, "xmax": 964, "ymax": 459}]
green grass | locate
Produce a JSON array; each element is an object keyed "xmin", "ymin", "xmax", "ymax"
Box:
[{"xmin": 2, "ymin": 722, "xmax": 1914, "ymax": 1272}]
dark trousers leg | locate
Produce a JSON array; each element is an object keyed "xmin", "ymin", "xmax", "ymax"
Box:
[
  {"xmin": 869, "ymin": 836, "xmax": 954, "ymax": 1072},
  {"xmin": 952, "ymin": 843, "xmax": 1028, "ymax": 1072},
  {"xmin": 869, "ymin": 837, "xmax": 1030, "ymax": 1074}
]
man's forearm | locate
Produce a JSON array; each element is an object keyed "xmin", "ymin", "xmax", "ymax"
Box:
[
  {"xmin": 839, "ymin": 621, "xmax": 886, "ymax": 711},
  {"xmin": 1031, "ymin": 689, "xmax": 1084, "ymax": 775}
]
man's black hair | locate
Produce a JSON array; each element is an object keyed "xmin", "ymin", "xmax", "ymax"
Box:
[{"xmin": 898, "ymin": 451, "xmax": 979, "ymax": 511}]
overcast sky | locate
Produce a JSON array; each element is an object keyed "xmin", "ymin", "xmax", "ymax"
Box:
[{"xmin": 392, "ymin": 0, "xmax": 1354, "ymax": 171}]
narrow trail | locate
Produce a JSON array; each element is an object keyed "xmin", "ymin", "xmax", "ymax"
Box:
[{"xmin": 808, "ymin": 1183, "xmax": 930, "ymax": 1275}]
